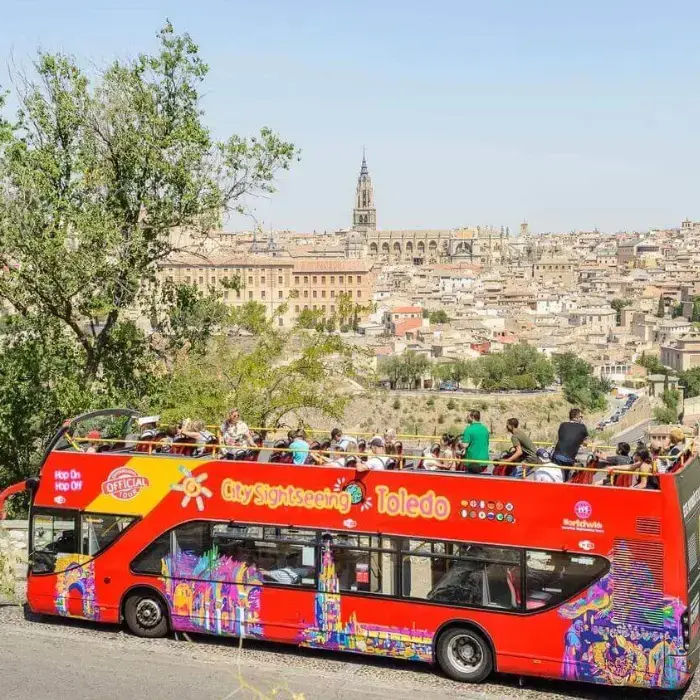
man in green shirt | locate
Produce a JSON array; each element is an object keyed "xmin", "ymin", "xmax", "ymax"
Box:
[{"xmin": 462, "ymin": 410, "xmax": 490, "ymax": 474}]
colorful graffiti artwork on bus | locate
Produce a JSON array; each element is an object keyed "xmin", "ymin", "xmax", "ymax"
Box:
[
  {"xmin": 54, "ymin": 554, "xmax": 98, "ymax": 620},
  {"xmin": 559, "ymin": 563, "xmax": 688, "ymax": 689},
  {"xmin": 299, "ymin": 546, "xmax": 433, "ymax": 661},
  {"xmin": 161, "ymin": 548, "xmax": 264, "ymax": 637}
]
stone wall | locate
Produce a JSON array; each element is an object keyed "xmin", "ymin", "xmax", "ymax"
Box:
[{"xmin": 0, "ymin": 519, "xmax": 28, "ymax": 602}]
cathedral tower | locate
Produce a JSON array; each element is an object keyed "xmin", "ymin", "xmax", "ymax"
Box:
[{"xmin": 352, "ymin": 149, "xmax": 376, "ymax": 232}]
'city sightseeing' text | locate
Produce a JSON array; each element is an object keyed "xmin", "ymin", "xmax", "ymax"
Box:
[{"xmin": 221, "ymin": 479, "xmax": 352, "ymax": 515}]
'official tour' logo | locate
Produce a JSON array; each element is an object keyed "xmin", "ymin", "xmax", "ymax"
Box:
[{"xmin": 101, "ymin": 467, "xmax": 150, "ymax": 500}]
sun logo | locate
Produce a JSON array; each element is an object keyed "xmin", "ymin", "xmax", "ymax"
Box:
[{"xmin": 170, "ymin": 465, "xmax": 212, "ymax": 512}]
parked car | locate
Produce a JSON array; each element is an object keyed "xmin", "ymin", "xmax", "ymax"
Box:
[{"xmin": 439, "ymin": 381, "xmax": 459, "ymax": 391}]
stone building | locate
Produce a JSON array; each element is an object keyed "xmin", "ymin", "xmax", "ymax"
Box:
[{"xmin": 159, "ymin": 254, "xmax": 375, "ymax": 326}]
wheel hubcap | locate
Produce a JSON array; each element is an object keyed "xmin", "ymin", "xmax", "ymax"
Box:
[
  {"xmin": 447, "ymin": 634, "xmax": 483, "ymax": 673},
  {"xmin": 135, "ymin": 599, "xmax": 161, "ymax": 629}
]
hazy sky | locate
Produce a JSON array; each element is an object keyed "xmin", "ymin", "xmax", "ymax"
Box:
[{"xmin": 3, "ymin": 1, "xmax": 700, "ymax": 233}]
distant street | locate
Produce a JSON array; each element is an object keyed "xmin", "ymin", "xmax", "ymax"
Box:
[{"xmin": 0, "ymin": 604, "xmax": 697, "ymax": 700}]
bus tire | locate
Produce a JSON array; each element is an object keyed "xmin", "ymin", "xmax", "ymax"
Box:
[
  {"xmin": 123, "ymin": 590, "xmax": 168, "ymax": 638},
  {"xmin": 436, "ymin": 626, "xmax": 493, "ymax": 683}
]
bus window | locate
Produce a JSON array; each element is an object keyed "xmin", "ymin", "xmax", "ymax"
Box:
[
  {"xmin": 131, "ymin": 531, "xmax": 170, "ymax": 575},
  {"xmin": 402, "ymin": 541, "xmax": 521, "ymax": 610},
  {"xmin": 172, "ymin": 522, "xmax": 213, "ymax": 578},
  {"xmin": 212, "ymin": 524, "xmax": 317, "ymax": 586},
  {"xmin": 525, "ymin": 550, "xmax": 609, "ymax": 610},
  {"xmin": 330, "ymin": 535, "xmax": 399, "ymax": 595},
  {"xmin": 30, "ymin": 510, "xmax": 78, "ymax": 574},
  {"xmin": 81, "ymin": 514, "xmax": 136, "ymax": 556}
]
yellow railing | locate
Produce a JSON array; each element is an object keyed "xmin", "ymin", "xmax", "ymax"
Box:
[{"xmin": 66, "ymin": 435, "xmax": 683, "ymax": 478}]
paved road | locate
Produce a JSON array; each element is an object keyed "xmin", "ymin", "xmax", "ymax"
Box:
[{"xmin": 0, "ymin": 604, "xmax": 697, "ymax": 700}]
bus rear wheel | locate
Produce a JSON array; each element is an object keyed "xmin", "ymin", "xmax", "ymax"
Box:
[
  {"xmin": 124, "ymin": 590, "xmax": 168, "ymax": 638},
  {"xmin": 436, "ymin": 626, "xmax": 493, "ymax": 683}
]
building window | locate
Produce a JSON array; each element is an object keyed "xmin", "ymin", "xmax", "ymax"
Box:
[
  {"xmin": 185, "ymin": 276, "xmax": 191, "ymax": 284},
  {"xmin": 357, "ymin": 290, "xmax": 362, "ymax": 298},
  {"xmin": 313, "ymin": 290, "xmax": 317, "ymax": 298},
  {"xmin": 304, "ymin": 276, "xmax": 308, "ymax": 284},
  {"xmin": 330, "ymin": 276, "xmax": 335, "ymax": 284},
  {"xmin": 248, "ymin": 276, "xmax": 253, "ymax": 285},
  {"xmin": 331, "ymin": 305, "xmax": 335, "ymax": 313},
  {"xmin": 348, "ymin": 290, "xmax": 353, "ymax": 298},
  {"xmin": 322, "ymin": 305, "xmax": 326, "ymax": 312},
  {"xmin": 357, "ymin": 275, "xmax": 362, "ymax": 283},
  {"xmin": 224, "ymin": 291, "xmax": 229, "ymax": 300},
  {"xmin": 261, "ymin": 290, "xmax": 266, "ymax": 299},
  {"xmin": 321, "ymin": 290, "xmax": 326, "ymax": 298},
  {"xmin": 260, "ymin": 277, "xmax": 265, "ymax": 284},
  {"xmin": 339, "ymin": 276, "xmax": 344, "ymax": 284},
  {"xmin": 248, "ymin": 291, "xmax": 253, "ymax": 300},
  {"xmin": 313, "ymin": 305, "xmax": 317, "ymax": 311},
  {"xmin": 278, "ymin": 276, "xmax": 283, "ymax": 284},
  {"xmin": 278, "ymin": 318, "xmax": 284, "ymax": 327},
  {"xmin": 295, "ymin": 276, "xmax": 300, "ymax": 284},
  {"xmin": 304, "ymin": 305, "xmax": 308, "ymax": 310},
  {"xmin": 278, "ymin": 290, "xmax": 283, "ymax": 299},
  {"xmin": 331, "ymin": 290, "xmax": 335, "ymax": 298},
  {"xmin": 295, "ymin": 305, "xmax": 300, "ymax": 313},
  {"xmin": 304, "ymin": 290, "xmax": 308, "ymax": 298},
  {"xmin": 313, "ymin": 276, "xmax": 317, "ymax": 284},
  {"xmin": 321, "ymin": 276, "xmax": 326, "ymax": 284}
]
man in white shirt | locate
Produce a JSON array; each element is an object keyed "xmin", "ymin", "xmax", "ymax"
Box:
[{"xmin": 357, "ymin": 436, "xmax": 387, "ymax": 472}]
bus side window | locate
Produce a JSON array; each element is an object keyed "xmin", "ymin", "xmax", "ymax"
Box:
[
  {"xmin": 131, "ymin": 530, "xmax": 171, "ymax": 576},
  {"xmin": 402, "ymin": 540, "xmax": 520, "ymax": 610},
  {"xmin": 525, "ymin": 550, "xmax": 608, "ymax": 610},
  {"xmin": 81, "ymin": 514, "xmax": 136, "ymax": 557},
  {"xmin": 30, "ymin": 510, "xmax": 79, "ymax": 574},
  {"xmin": 330, "ymin": 535, "xmax": 398, "ymax": 595}
]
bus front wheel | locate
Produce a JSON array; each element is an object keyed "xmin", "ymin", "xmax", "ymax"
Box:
[
  {"xmin": 124, "ymin": 590, "xmax": 168, "ymax": 638},
  {"xmin": 436, "ymin": 626, "xmax": 493, "ymax": 683}
]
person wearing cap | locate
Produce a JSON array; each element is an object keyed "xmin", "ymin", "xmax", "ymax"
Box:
[
  {"xmin": 357, "ymin": 436, "xmax": 387, "ymax": 471},
  {"xmin": 139, "ymin": 416, "xmax": 160, "ymax": 440}
]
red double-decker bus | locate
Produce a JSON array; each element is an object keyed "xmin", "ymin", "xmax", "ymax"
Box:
[{"xmin": 2, "ymin": 409, "xmax": 698, "ymax": 691}]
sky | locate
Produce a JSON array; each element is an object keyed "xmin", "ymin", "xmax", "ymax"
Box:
[{"xmin": 3, "ymin": 0, "xmax": 700, "ymax": 234}]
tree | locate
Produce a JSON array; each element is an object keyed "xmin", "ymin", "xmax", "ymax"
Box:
[
  {"xmin": 653, "ymin": 388, "xmax": 680, "ymax": 425},
  {"xmin": 0, "ymin": 22, "xmax": 295, "ymax": 384},
  {"xmin": 610, "ymin": 298, "xmax": 632, "ymax": 325},
  {"xmin": 636, "ymin": 353, "xmax": 668, "ymax": 375},
  {"xmin": 679, "ymin": 368, "xmax": 700, "ymax": 399},
  {"xmin": 692, "ymin": 297, "xmax": 700, "ymax": 323},
  {"xmin": 296, "ymin": 308, "xmax": 324, "ymax": 329},
  {"xmin": 657, "ymin": 294, "xmax": 666, "ymax": 318},
  {"xmin": 156, "ymin": 320, "xmax": 353, "ymax": 430},
  {"xmin": 0, "ymin": 23, "xmax": 296, "ymax": 489},
  {"xmin": 552, "ymin": 352, "xmax": 609, "ymax": 411},
  {"xmin": 428, "ymin": 309, "xmax": 450, "ymax": 324}
]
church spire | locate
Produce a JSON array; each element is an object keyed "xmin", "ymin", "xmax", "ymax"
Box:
[{"xmin": 352, "ymin": 148, "xmax": 376, "ymax": 232}]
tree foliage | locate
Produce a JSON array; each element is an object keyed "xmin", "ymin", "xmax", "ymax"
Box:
[
  {"xmin": 679, "ymin": 368, "xmax": 700, "ymax": 399},
  {"xmin": 552, "ymin": 352, "xmax": 610, "ymax": 411},
  {"xmin": 0, "ymin": 23, "xmax": 298, "ymax": 490}
]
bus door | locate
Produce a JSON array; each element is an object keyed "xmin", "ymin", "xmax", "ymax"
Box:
[{"xmin": 29, "ymin": 508, "xmax": 137, "ymax": 619}]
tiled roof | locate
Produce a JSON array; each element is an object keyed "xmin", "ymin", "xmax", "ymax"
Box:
[{"xmin": 391, "ymin": 306, "xmax": 422, "ymax": 314}]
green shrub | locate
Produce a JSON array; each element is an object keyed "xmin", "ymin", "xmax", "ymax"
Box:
[
  {"xmin": 392, "ymin": 398, "xmax": 401, "ymax": 410},
  {"xmin": 446, "ymin": 398, "xmax": 456, "ymax": 410}
]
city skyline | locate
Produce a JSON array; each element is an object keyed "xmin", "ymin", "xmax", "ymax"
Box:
[{"xmin": 3, "ymin": 1, "xmax": 700, "ymax": 233}]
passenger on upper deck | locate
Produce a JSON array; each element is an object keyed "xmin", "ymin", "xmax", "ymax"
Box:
[
  {"xmin": 289, "ymin": 430, "xmax": 310, "ymax": 465},
  {"xmin": 177, "ymin": 419, "xmax": 215, "ymax": 457},
  {"xmin": 595, "ymin": 442, "xmax": 632, "ymax": 470},
  {"xmin": 421, "ymin": 443, "xmax": 443, "ymax": 471},
  {"xmin": 356, "ymin": 436, "xmax": 387, "ymax": 472},
  {"xmin": 551, "ymin": 408, "xmax": 589, "ymax": 479},
  {"xmin": 330, "ymin": 427, "xmax": 357, "ymax": 453},
  {"xmin": 138, "ymin": 416, "xmax": 160, "ymax": 442},
  {"xmin": 221, "ymin": 408, "xmax": 254, "ymax": 457},
  {"xmin": 500, "ymin": 418, "xmax": 541, "ymax": 477},
  {"xmin": 462, "ymin": 410, "xmax": 490, "ymax": 474}
]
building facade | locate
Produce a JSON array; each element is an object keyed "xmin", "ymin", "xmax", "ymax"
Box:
[{"xmin": 159, "ymin": 255, "xmax": 375, "ymax": 326}]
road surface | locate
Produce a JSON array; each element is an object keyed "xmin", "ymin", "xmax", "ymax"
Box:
[{"xmin": 0, "ymin": 604, "xmax": 696, "ymax": 699}]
